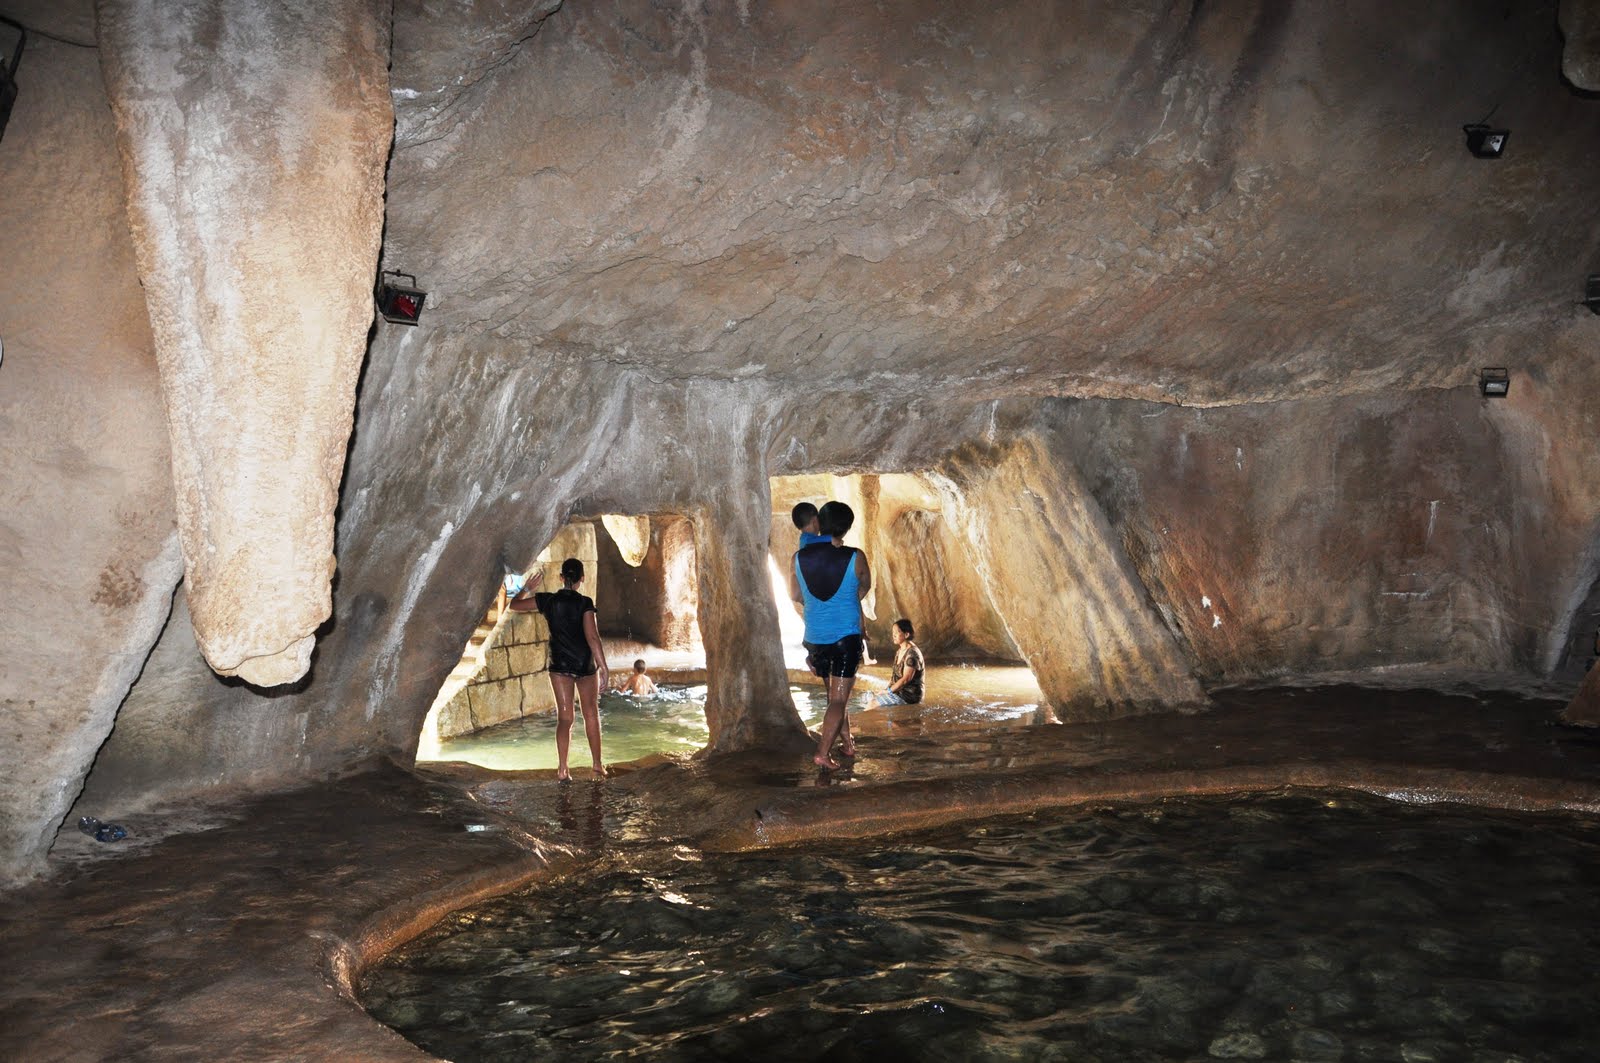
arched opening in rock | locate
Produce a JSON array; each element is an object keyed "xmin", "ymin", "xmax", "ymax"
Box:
[
  {"xmin": 769, "ymin": 472, "xmax": 1049, "ymax": 734},
  {"xmin": 416, "ymin": 521, "xmax": 603, "ymax": 761}
]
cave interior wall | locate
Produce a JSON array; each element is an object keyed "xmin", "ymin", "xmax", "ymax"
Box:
[{"xmin": 2, "ymin": 0, "xmax": 1600, "ymax": 884}]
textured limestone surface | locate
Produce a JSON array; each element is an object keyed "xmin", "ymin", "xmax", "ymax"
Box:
[
  {"xmin": 596, "ymin": 514, "xmax": 701, "ymax": 651},
  {"xmin": 1562, "ymin": 0, "xmax": 1600, "ymax": 88},
  {"xmin": 7, "ymin": 1, "xmax": 1600, "ymax": 886},
  {"xmin": 935, "ymin": 435, "xmax": 1208, "ymax": 718},
  {"xmin": 95, "ymin": 0, "xmax": 392, "ymax": 686},
  {"xmin": 382, "ymin": 0, "xmax": 1600, "ymax": 408},
  {"xmin": 0, "ymin": 33, "xmax": 181, "ymax": 888}
]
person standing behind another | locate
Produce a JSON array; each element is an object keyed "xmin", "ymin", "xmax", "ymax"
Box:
[
  {"xmin": 789, "ymin": 501, "xmax": 871, "ymax": 770},
  {"xmin": 792, "ymin": 501, "xmax": 830, "ymax": 547},
  {"xmin": 867, "ymin": 619, "xmax": 925, "ymax": 708},
  {"xmin": 509, "ymin": 557, "xmax": 610, "ymax": 781}
]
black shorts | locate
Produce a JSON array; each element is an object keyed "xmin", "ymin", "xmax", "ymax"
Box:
[{"xmin": 807, "ymin": 635, "xmax": 863, "ymax": 680}]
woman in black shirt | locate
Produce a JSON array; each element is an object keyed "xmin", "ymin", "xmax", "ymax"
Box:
[{"xmin": 509, "ymin": 557, "xmax": 610, "ymax": 780}]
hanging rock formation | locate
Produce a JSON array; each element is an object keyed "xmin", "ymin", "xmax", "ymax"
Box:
[{"xmin": 95, "ymin": 0, "xmax": 392, "ymax": 686}]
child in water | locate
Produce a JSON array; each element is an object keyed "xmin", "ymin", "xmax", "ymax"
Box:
[{"xmin": 617, "ymin": 659, "xmax": 658, "ymax": 697}]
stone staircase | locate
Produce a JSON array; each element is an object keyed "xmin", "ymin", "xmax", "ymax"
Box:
[{"xmin": 429, "ymin": 590, "xmax": 508, "ymax": 718}]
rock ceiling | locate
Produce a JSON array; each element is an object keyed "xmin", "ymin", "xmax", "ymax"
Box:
[{"xmin": 382, "ymin": 0, "xmax": 1600, "ymax": 407}]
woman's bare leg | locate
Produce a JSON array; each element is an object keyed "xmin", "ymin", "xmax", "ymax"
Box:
[
  {"xmin": 576, "ymin": 672, "xmax": 605, "ymax": 777},
  {"xmin": 550, "ymin": 673, "xmax": 577, "ymax": 781},
  {"xmin": 814, "ymin": 675, "xmax": 856, "ymax": 769}
]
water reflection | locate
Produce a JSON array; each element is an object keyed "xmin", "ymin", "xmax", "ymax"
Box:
[{"xmin": 364, "ymin": 790, "xmax": 1600, "ymax": 1062}]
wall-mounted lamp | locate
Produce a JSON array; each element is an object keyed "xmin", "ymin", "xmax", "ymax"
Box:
[
  {"xmin": 1462, "ymin": 124, "xmax": 1509, "ymax": 159},
  {"xmin": 1585, "ymin": 274, "xmax": 1600, "ymax": 316},
  {"xmin": 375, "ymin": 270, "xmax": 426, "ymax": 325},
  {"xmin": 0, "ymin": 17, "xmax": 24, "ymax": 146},
  {"xmin": 1478, "ymin": 367, "xmax": 1510, "ymax": 398}
]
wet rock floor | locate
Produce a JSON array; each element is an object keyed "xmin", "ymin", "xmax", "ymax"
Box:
[{"xmin": 3, "ymin": 684, "xmax": 1599, "ymax": 1061}]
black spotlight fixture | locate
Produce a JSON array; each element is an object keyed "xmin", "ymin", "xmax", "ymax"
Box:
[
  {"xmin": 375, "ymin": 270, "xmax": 426, "ymax": 325},
  {"xmin": 1585, "ymin": 274, "xmax": 1600, "ymax": 316},
  {"xmin": 0, "ymin": 17, "xmax": 24, "ymax": 147},
  {"xmin": 1478, "ymin": 367, "xmax": 1510, "ymax": 398},
  {"xmin": 1462, "ymin": 123, "xmax": 1509, "ymax": 159}
]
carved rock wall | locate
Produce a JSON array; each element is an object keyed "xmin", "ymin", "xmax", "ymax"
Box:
[
  {"xmin": 0, "ymin": 33, "xmax": 181, "ymax": 886},
  {"xmin": 1051, "ymin": 376, "xmax": 1600, "ymax": 683},
  {"xmin": 5, "ymin": 0, "xmax": 1599, "ymax": 883},
  {"xmin": 596, "ymin": 515, "xmax": 701, "ymax": 651},
  {"xmin": 935, "ymin": 435, "xmax": 1208, "ymax": 719}
]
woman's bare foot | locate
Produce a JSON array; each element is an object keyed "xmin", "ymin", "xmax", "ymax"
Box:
[
  {"xmin": 592, "ymin": 763, "xmax": 609, "ymax": 779},
  {"xmin": 556, "ymin": 767, "xmax": 572, "ymax": 782},
  {"xmin": 840, "ymin": 735, "xmax": 857, "ymax": 758},
  {"xmin": 813, "ymin": 754, "xmax": 840, "ymax": 770}
]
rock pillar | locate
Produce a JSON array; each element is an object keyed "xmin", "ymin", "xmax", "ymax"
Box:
[
  {"xmin": 692, "ymin": 435, "xmax": 809, "ymax": 753},
  {"xmin": 933, "ymin": 436, "xmax": 1206, "ymax": 720},
  {"xmin": 96, "ymin": 0, "xmax": 393, "ymax": 685}
]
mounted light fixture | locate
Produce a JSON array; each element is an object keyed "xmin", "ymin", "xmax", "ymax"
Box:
[
  {"xmin": 0, "ymin": 17, "xmax": 24, "ymax": 146},
  {"xmin": 1478, "ymin": 367, "xmax": 1510, "ymax": 398},
  {"xmin": 1462, "ymin": 123, "xmax": 1509, "ymax": 159},
  {"xmin": 1585, "ymin": 274, "xmax": 1600, "ymax": 316},
  {"xmin": 375, "ymin": 270, "xmax": 426, "ymax": 325}
]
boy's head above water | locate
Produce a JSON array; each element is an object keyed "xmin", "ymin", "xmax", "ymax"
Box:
[
  {"xmin": 633, "ymin": 659, "xmax": 647, "ymax": 673},
  {"xmin": 791, "ymin": 501, "xmax": 819, "ymax": 533}
]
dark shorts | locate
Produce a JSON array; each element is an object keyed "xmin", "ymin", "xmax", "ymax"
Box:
[
  {"xmin": 548, "ymin": 652, "xmax": 597, "ymax": 679},
  {"xmin": 807, "ymin": 635, "xmax": 863, "ymax": 680}
]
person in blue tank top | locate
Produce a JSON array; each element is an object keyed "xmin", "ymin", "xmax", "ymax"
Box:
[
  {"xmin": 788, "ymin": 500, "xmax": 872, "ymax": 770},
  {"xmin": 792, "ymin": 500, "xmax": 854, "ymax": 756}
]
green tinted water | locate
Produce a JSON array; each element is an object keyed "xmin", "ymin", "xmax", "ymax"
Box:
[{"xmin": 425, "ymin": 664, "xmax": 1047, "ymax": 771}]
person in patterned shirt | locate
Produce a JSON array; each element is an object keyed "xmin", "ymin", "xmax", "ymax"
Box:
[{"xmin": 868, "ymin": 618, "xmax": 924, "ymax": 707}]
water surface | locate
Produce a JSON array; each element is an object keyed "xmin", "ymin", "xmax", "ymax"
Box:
[
  {"xmin": 363, "ymin": 790, "xmax": 1600, "ymax": 1061},
  {"xmin": 426, "ymin": 663, "xmax": 1046, "ymax": 771}
]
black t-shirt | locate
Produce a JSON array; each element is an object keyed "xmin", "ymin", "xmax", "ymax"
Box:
[{"xmin": 535, "ymin": 588, "xmax": 597, "ymax": 676}]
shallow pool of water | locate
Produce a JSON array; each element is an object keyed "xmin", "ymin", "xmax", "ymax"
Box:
[
  {"xmin": 426, "ymin": 664, "xmax": 1046, "ymax": 771},
  {"xmin": 363, "ymin": 790, "xmax": 1600, "ymax": 1061}
]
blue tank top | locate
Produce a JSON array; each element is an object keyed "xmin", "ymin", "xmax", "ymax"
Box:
[{"xmin": 795, "ymin": 543, "xmax": 862, "ymax": 644}]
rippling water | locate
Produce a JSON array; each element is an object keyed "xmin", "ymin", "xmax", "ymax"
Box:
[
  {"xmin": 426, "ymin": 664, "xmax": 1048, "ymax": 771},
  {"xmin": 362, "ymin": 791, "xmax": 1600, "ymax": 1061}
]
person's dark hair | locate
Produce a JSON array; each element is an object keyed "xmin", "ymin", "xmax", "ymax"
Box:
[
  {"xmin": 633, "ymin": 659, "xmax": 647, "ymax": 673},
  {"xmin": 560, "ymin": 557, "xmax": 584, "ymax": 584},
  {"xmin": 894, "ymin": 618, "xmax": 915, "ymax": 639},
  {"xmin": 818, "ymin": 500, "xmax": 854, "ymax": 538},
  {"xmin": 791, "ymin": 502, "xmax": 818, "ymax": 530}
]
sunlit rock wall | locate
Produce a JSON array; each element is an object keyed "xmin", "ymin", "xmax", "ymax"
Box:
[
  {"xmin": 0, "ymin": 28, "xmax": 181, "ymax": 887},
  {"xmin": 596, "ymin": 515, "xmax": 701, "ymax": 651},
  {"xmin": 95, "ymin": 0, "xmax": 392, "ymax": 686}
]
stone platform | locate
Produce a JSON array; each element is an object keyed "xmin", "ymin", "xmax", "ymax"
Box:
[{"xmin": 3, "ymin": 685, "xmax": 1599, "ymax": 1061}]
